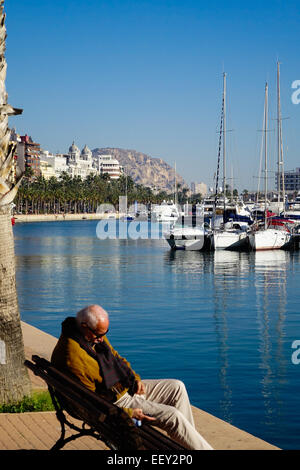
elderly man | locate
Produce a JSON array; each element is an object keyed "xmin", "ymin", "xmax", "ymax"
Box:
[{"xmin": 51, "ymin": 304, "xmax": 213, "ymax": 450}]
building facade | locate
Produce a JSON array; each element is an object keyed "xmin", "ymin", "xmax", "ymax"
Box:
[
  {"xmin": 96, "ymin": 154, "xmax": 122, "ymax": 180},
  {"xmin": 191, "ymin": 181, "xmax": 207, "ymax": 197},
  {"xmin": 10, "ymin": 131, "xmax": 123, "ymax": 182},
  {"xmin": 39, "ymin": 150, "xmax": 68, "ymax": 179},
  {"xmin": 276, "ymin": 168, "xmax": 300, "ymax": 193},
  {"xmin": 67, "ymin": 142, "xmax": 98, "ymax": 179},
  {"xmin": 39, "ymin": 159, "xmax": 56, "ymax": 179},
  {"xmin": 14, "ymin": 134, "xmax": 41, "ymax": 177}
]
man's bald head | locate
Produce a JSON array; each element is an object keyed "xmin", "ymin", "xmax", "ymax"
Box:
[{"xmin": 76, "ymin": 304, "xmax": 109, "ymax": 331}]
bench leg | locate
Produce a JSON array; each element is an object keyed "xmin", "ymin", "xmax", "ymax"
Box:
[
  {"xmin": 50, "ymin": 423, "xmax": 104, "ymax": 451},
  {"xmin": 51, "ymin": 430, "xmax": 94, "ymax": 451}
]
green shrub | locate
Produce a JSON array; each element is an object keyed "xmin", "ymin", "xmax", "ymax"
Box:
[{"xmin": 0, "ymin": 390, "xmax": 55, "ymax": 413}]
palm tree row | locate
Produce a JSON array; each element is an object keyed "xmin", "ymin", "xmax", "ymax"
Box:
[{"xmin": 15, "ymin": 172, "xmax": 179, "ymax": 215}]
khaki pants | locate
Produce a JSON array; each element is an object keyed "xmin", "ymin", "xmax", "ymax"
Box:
[{"xmin": 115, "ymin": 379, "xmax": 213, "ymax": 450}]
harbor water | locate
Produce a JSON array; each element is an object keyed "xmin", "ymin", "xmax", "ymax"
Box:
[{"xmin": 13, "ymin": 220, "xmax": 300, "ymax": 449}]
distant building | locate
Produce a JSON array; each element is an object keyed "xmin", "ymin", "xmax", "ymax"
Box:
[
  {"xmin": 39, "ymin": 159, "xmax": 56, "ymax": 179},
  {"xmin": 67, "ymin": 142, "xmax": 98, "ymax": 179},
  {"xmin": 191, "ymin": 182, "xmax": 207, "ymax": 197},
  {"xmin": 96, "ymin": 154, "xmax": 122, "ymax": 180},
  {"xmin": 19, "ymin": 134, "xmax": 41, "ymax": 177},
  {"xmin": 10, "ymin": 131, "xmax": 123, "ymax": 182},
  {"xmin": 39, "ymin": 150, "xmax": 68, "ymax": 179},
  {"xmin": 276, "ymin": 168, "xmax": 300, "ymax": 193}
]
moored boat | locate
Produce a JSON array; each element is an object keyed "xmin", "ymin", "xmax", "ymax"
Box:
[
  {"xmin": 151, "ymin": 201, "xmax": 181, "ymax": 223},
  {"xmin": 212, "ymin": 223, "xmax": 249, "ymax": 251},
  {"xmin": 164, "ymin": 223, "xmax": 211, "ymax": 251},
  {"xmin": 248, "ymin": 226, "xmax": 291, "ymax": 251}
]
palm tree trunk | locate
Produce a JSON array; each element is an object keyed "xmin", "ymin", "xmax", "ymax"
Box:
[
  {"xmin": 0, "ymin": 206, "xmax": 31, "ymax": 402},
  {"xmin": 0, "ymin": 1, "xmax": 31, "ymax": 403}
]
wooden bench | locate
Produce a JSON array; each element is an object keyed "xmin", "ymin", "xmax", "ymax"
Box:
[{"xmin": 24, "ymin": 355, "xmax": 186, "ymax": 451}]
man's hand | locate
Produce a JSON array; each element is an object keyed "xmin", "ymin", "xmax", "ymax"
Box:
[
  {"xmin": 135, "ymin": 380, "xmax": 146, "ymax": 395},
  {"xmin": 132, "ymin": 408, "xmax": 156, "ymax": 422}
]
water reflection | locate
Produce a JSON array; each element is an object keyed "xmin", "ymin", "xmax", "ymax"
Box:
[
  {"xmin": 251, "ymin": 250, "xmax": 290, "ymax": 272},
  {"xmin": 165, "ymin": 250, "xmax": 214, "ymax": 275},
  {"xmin": 212, "ymin": 253, "xmax": 236, "ymax": 423},
  {"xmin": 15, "ymin": 234, "xmax": 170, "ymax": 328},
  {"xmin": 252, "ymin": 251, "xmax": 288, "ymax": 431},
  {"xmin": 166, "ymin": 249, "xmax": 290, "ymax": 432},
  {"xmin": 14, "ymin": 221, "xmax": 300, "ymax": 448}
]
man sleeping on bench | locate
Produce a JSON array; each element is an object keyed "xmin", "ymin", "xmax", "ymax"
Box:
[{"xmin": 51, "ymin": 304, "xmax": 213, "ymax": 450}]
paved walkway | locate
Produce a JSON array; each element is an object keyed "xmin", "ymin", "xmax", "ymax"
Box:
[
  {"xmin": 0, "ymin": 322, "xmax": 280, "ymax": 450},
  {"xmin": 0, "ymin": 412, "xmax": 107, "ymax": 450}
]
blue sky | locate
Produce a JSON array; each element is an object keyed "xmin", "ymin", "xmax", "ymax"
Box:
[{"xmin": 4, "ymin": 0, "xmax": 300, "ymax": 190}]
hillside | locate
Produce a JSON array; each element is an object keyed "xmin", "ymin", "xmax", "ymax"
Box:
[{"xmin": 92, "ymin": 148, "xmax": 188, "ymax": 192}]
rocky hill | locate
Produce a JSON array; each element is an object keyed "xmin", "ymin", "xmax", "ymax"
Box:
[{"xmin": 92, "ymin": 148, "xmax": 188, "ymax": 193}]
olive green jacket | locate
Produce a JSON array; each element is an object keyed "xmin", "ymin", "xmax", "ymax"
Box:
[{"xmin": 51, "ymin": 334, "xmax": 141, "ymax": 417}]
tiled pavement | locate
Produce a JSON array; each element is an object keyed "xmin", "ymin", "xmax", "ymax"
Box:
[{"xmin": 0, "ymin": 411, "xmax": 107, "ymax": 450}]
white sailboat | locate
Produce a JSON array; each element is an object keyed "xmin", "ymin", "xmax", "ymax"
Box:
[
  {"xmin": 284, "ymin": 193, "xmax": 300, "ymax": 223},
  {"xmin": 152, "ymin": 163, "xmax": 182, "ymax": 223},
  {"xmin": 151, "ymin": 200, "xmax": 181, "ymax": 223},
  {"xmin": 164, "ymin": 224, "xmax": 208, "ymax": 251},
  {"xmin": 249, "ymin": 71, "xmax": 291, "ymax": 251},
  {"xmin": 120, "ymin": 168, "xmax": 136, "ymax": 221},
  {"xmin": 213, "ymin": 224, "xmax": 249, "ymax": 250},
  {"xmin": 212, "ymin": 73, "xmax": 249, "ymax": 250},
  {"xmin": 163, "ymin": 202, "xmax": 212, "ymax": 250}
]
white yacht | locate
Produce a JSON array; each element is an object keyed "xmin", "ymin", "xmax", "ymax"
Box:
[
  {"xmin": 284, "ymin": 194, "xmax": 300, "ymax": 223},
  {"xmin": 164, "ymin": 205, "xmax": 211, "ymax": 251},
  {"xmin": 164, "ymin": 226, "xmax": 205, "ymax": 251},
  {"xmin": 164, "ymin": 222, "xmax": 211, "ymax": 251},
  {"xmin": 249, "ymin": 68, "xmax": 292, "ymax": 252},
  {"xmin": 248, "ymin": 226, "xmax": 291, "ymax": 251},
  {"xmin": 212, "ymin": 221, "xmax": 249, "ymax": 250},
  {"xmin": 209, "ymin": 73, "xmax": 252, "ymax": 251},
  {"xmin": 151, "ymin": 201, "xmax": 182, "ymax": 223}
]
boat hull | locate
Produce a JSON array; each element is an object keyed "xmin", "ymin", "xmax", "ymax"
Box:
[
  {"xmin": 212, "ymin": 231, "xmax": 249, "ymax": 251},
  {"xmin": 164, "ymin": 227, "xmax": 210, "ymax": 251},
  {"xmin": 248, "ymin": 229, "xmax": 291, "ymax": 251},
  {"xmin": 166, "ymin": 237, "xmax": 205, "ymax": 251}
]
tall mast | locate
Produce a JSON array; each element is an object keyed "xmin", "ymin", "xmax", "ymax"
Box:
[
  {"xmin": 223, "ymin": 72, "xmax": 227, "ymax": 216},
  {"xmin": 277, "ymin": 62, "xmax": 280, "ymax": 211},
  {"xmin": 125, "ymin": 166, "xmax": 128, "ymax": 215},
  {"xmin": 174, "ymin": 161, "xmax": 177, "ymax": 205},
  {"xmin": 277, "ymin": 61, "xmax": 285, "ymax": 216},
  {"xmin": 213, "ymin": 75, "xmax": 225, "ymax": 230},
  {"xmin": 264, "ymin": 82, "xmax": 268, "ymax": 230}
]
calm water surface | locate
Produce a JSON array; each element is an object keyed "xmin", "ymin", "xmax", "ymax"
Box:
[{"xmin": 13, "ymin": 220, "xmax": 300, "ymax": 449}]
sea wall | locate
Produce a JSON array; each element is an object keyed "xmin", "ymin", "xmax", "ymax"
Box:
[{"xmin": 14, "ymin": 213, "xmax": 121, "ymax": 223}]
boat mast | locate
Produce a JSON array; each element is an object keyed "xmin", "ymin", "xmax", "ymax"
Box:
[
  {"xmin": 277, "ymin": 61, "xmax": 285, "ymax": 217},
  {"xmin": 264, "ymin": 82, "xmax": 268, "ymax": 230},
  {"xmin": 213, "ymin": 73, "xmax": 225, "ymax": 229},
  {"xmin": 125, "ymin": 166, "xmax": 128, "ymax": 215},
  {"xmin": 223, "ymin": 72, "xmax": 227, "ymax": 218},
  {"xmin": 174, "ymin": 161, "xmax": 177, "ymax": 205},
  {"xmin": 231, "ymin": 165, "xmax": 234, "ymax": 203}
]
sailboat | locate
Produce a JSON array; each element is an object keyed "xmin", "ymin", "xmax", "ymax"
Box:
[
  {"xmin": 163, "ymin": 164, "xmax": 210, "ymax": 250},
  {"xmin": 120, "ymin": 168, "xmax": 135, "ymax": 221},
  {"xmin": 212, "ymin": 73, "xmax": 249, "ymax": 250},
  {"xmin": 248, "ymin": 72, "xmax": 291, "ymax": 251}
]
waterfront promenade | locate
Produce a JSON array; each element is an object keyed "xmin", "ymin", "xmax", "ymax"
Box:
[
  {"xmin": 0, "ymin": 322, "xmax": 279, "ymax": 450},
  {"xmin": 14, "ymin": 213, "xmax": 119, "ymax": 223}
]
